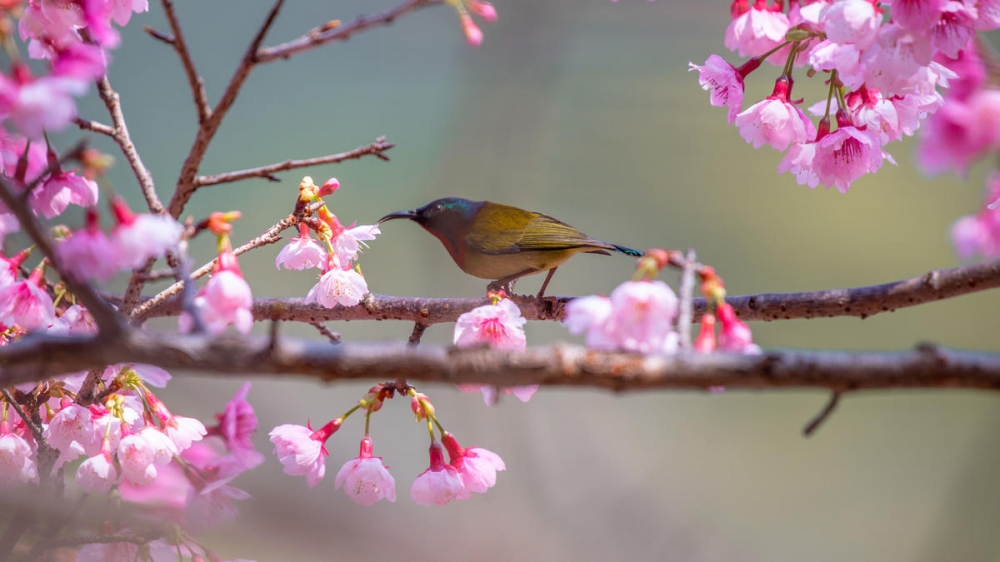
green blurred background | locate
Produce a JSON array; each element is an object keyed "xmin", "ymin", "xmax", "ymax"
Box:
[{"xmin": 62, "ymin": 0, "xmax": 1000, "ymax": 560}]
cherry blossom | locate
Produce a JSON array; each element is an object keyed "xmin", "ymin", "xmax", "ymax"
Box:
[
  {"xmin": 0, "ymin": 267, "xmax": 55, "ymax": 330},
  {"xmin": 690, "ymin": 54, "xmax": 761, "ymax": 123},
  {"xmin": 411, "ymin": 441, "xmax": 464, "ymax": 506},
  {"xmin": 951, "ymin": 173, "xmax": 1000, "ymax": 259},
  {"xmin": 211, "ymin": 382, "xmax": 263, "ymax": 469},
  {"xmin": 57, "ymin": 209, "xmax": 118, "ymax": 283},
  {"xmin": 735, "ymin": 76, "xmax": 815, "ymax": 151},
  {"xmin": 0, "ymin": 421, "xmax": 37, "ymax": 486},
  {"xmin": 442, "ymin": 432, "xmax": 505, "ymax": 499},
  {"xmin": 110, "ymin": 197, "xmax": 184, "ymax": 269},
  {"xmin": 182, "ymin": 251, "xmax": 254, "ymax": 335},
  {"xmin": 76, "ymin": 436, "xmax": 119, "ymax": 494},
  {"xmin": 454, "ymin": 297, "xmax": 537, "ymax": 404},
  {"xmin": 334, "ymin": 436, "xmax": 395, "ymax": 505},
  {"xmin": 276, "ymin": 223, "xmax": 327, "ymax": 270},
  {"xmin": 269, "ymin": 419, "xmax": 339, "ymax": 487},
  {"xmin": 305, "ymin": 265, "xmax": 369, "ymax": 308},
  {"xmin": 724, "ymin": 0, "xmax": 791, "ymax": 59}
]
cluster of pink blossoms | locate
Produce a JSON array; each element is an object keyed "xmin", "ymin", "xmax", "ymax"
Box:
[
  {"xmin": 952, "ymin": 172, "xmax": 1000, "ymax": 259},
  {"xmin": 449, "ymin": 0, "xmax": 498, "ymax": 46},
  {"xmin": 691, "ymin": 0, "xmax": 1000, "ymax": 193},
  {"xmin": 270, "ymin": 386, "xmax": 504, "ymax": 506},
  {"xmin": 277, "ymin": 177, "xmax": 379, "ymax": 309},
  {"xmin": 453, "ymin": 291, "xmax": 538, "ymax": 404},
  {"xmin": 1, "ymin": 0, "xmax": 148, "ymax": 141}
]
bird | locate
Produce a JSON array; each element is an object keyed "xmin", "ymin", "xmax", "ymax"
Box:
[{"xmin": 378, "ymin": 197, "xmax": 642, "ymax": 298}]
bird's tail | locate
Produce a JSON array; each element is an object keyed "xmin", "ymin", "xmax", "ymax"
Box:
[{"xmin": 611, "ymin": 244, "xmax": 643, "ymax": 257}]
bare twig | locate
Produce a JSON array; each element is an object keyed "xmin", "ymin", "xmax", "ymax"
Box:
[
  {"xmin": 311, "ymin": 322, "xmax": 341, "ymax": 344},
  {"xmin": 167, "ymin": 0, "xmax": 286, "ymax": 218},
  {"xmin": 677, "ymin": 248, "xmax": 696, "ymax": 349},
  {"xmin": 256, "ymin": 0, "xmax": 445, "ymax": 63},
  {"xmin": 408, "ymin": 322, "xmax": 428, "ymax": 345},
  {"xmin": 1, "ymin": 332, "xmax": 999, "ymax": 392},
  {"xmin": 94, "ymin": 75, "xmax": 163, "ymax": 215},
  {"xmin": 194, "ymin": 137, "xmax": 395, "ymax": 187},
  {"xmin": 141, "ymin": 25, "xmax": 175, "ymax": 45},
  {"xmin": 159, "ymin": 0, "xmax": 212, "ymax": 124},
  {"xmin": 73, "ymin": 117, "xmax": 116, "ymax": 137},
  {"xmin": 803, "ymin": 391, "xmax": 843, "ymax": 437}
]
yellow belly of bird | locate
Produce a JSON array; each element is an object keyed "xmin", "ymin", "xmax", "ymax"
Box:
[{"xmin": 459, "ymin": 248, "xmax": 581, "ymax": 280}]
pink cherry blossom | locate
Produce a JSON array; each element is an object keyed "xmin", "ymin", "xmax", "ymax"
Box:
[
  {"xmin": 118, "ymin": 432, "xmax": 158, "ymax": 486},
  {"xmin": 454, "ymin": 298, "xmax": 527, "ymax": 350},
  {"xmin": 411, "ymin": 441, "xmax": 464, "ymax": 506},
  {"xmin": 860, "ymin": 23, "xmax": 934, "ymax": 96},
  {"xmin": 269, "ymin": 419, "xmax": 339, "ymax": 487},
  {"xmin": 330, "ymin": 223, "xmax": 379, "ymax": 267},
  {"xmin": 807, "ymin": 41, "xmax": 865, "ymax": 90},
  {"xmin": 724, "ymin": 0, "xmax": 791, "ymax": 59},
  {"xmin": 811, "ymin": 124, "xmax": 891, "ymax": 193},
  {"xmin": 442, "ymin": 432, "xmax": 504, "ymax": 499},
  {"xmin": 43, "ymin": 401, "xmax": 99, "ymax": 461},
  {"xmin": 608, "ymin": 280, "xmax": 679, "ymax": 354},
  {"xmin": 305, "ymin": 266, "xmax": 369, "ymax": 308},
  {"xmin": 891, "ymin": 0, "xmax": 947, "ymax": 33},
  {"xmin": 0, "ymin": 249, "xmax": 30, "ymax": 289},
  {"xmin": 334, "ymin": 436, "xmax": 395, "ymax": 505},
  {"xmin": 57, "ymin": 209, "xmax": 118, "ymax": 283},
  {"xmin": 934, "ymin": 40, "xmax": 986, "ymax": 102},
  {"xmin": 951, "ymin": 173, "xmax": 1000, "ymax": 259},
  {"xmin": 690, "ymin": 55, "xmax": 760, "ymax": 124},
  {"xmin": 735, "ymin": 77, "xmax": 815, "ymax": 151},
  {"xmin": 929, "ymin": 1, "xmax": 977, "ymax": 58},
  {"xmin": 276, "ymin": 224, "xmax": 327, "ymax": 270},
  {"xmin": 211, "ymin": 382, "xmax": 263, "ymax": 469},
  {"xmin": 30, "ymin": 168, "xmax": 98, "ymax": 218},
  {"xmin": 0, "ymin": 272, "xmax": 55, "ymax": 330},
  {"xmin": 76, "ymin": 436, "xmax": 119, "ymax": 494},
  {"xmin": 917, "ymin": 88, "xmax": 1000, "ymax": 175},
  {"xmin": 845, "ymin": 86, "xmax": 902, "ymax": 144},
  {"xmin": 824, "ymin": 0, "xmax": 882, "ymax": 49},
  {"xmin": 716, "ymin": 302, "xmax": 761, "ymax": 354},
  {"xmin": 0, "ymin": 64, "xmax": 86, "ymax": 138},
  {"xmin": 110, "ymin": 198, "xmax": 184, "ymax": 269},
  {"xmin": 0, "ymin": 421, "xmax": 37, "ymax": 485},
  {"xmin": 563, "ymin": 294, "xmax": 617, "ymax": 350},
  {"xmin": 137, "ymin": 425, "xmax": 178, "ymax": 466}
]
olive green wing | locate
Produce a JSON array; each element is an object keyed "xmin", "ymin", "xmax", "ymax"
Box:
[{"xmin": 467, "ymin": 206, "xmax": 613, "ymax": 255}]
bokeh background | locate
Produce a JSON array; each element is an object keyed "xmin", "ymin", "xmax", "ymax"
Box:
[{"xmin": 44, "ymin": 0, "xmax": 1000, "ymax": 560}]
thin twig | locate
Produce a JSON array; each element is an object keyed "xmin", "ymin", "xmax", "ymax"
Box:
[
  {"xmin": 677, "ymin": 248, "xmax": 696, "ymax": 349},
  {"xmin": 311, "ymin": 321, "xmax": 341, "ymax": 344},
  {"xmin": 73, "ymin": 117, "xmax": 116, "ymax": 137},
  {"xmin": 141, "ymin": 25, "xmax": 175, "ymax": 45},
  {"xmin": 94, "ymin": 75, "xmax": 163, "ymax": 215},
  {"xmin": 159, "ymin": 0, "xmax": 212, "ymax": 124},
  {"xmin": 802, "ymin": 391, "xmax": 843, "ymax": 437},
  {"xmin": 167, "ymin": 0, "xmax": 286, "ymax": 218},
  {"xmin": 194, "ymin": 137, "xmax": 394, "ymax": 187},
  {"xmin": 1, "ymin": 389, "xmax": 43, "ymax": 442},
  {"xmin": 408, "ymin": 322, "xmax": 428, "ymax": 346},
  {"xmin": 256, "ymin": 0, "xmax": 445, "ymax": 63}
]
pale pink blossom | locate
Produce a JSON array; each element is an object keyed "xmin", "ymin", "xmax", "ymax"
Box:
[
  {"xmin": 130, "ymin": 363, "xmax": 172, "ymax": 388},
  {"xmin": 57, "ymin": 210, "xmax": 118, "ymax": 283},
  {"xmin": 735, "ymin": 77, "xmax": 815, "ymax": 151},
  {"xmin": 891, "ymin": 0, "xmax": 947, "ymax": 32},
  {"xmin": 330, "ymin": 223, "xmax": 379, "ymax": 267},
  {"xmin": 917, "ymin": 88, "xmax": 1000, "ymax": 175},
  {"xmin": 442, "ymin": 432, "xmax": 504, "ymax": 499},
  {"xmin": 334, "ymin": 436, "xmax": 395, "ymax": 505},
  {"xmin": 43, "ymin": 401, "xmax": 99, "ymax": 461},
  {"xmin": 724, "ymin": 1, "xmax": 791, "ymax": 59},
  {"xmin": 51, "ymin": 42, "xmax": 107, "ymax": 81},
  {"xmin": 0, "ymin": 250, "xmax": 30, "ymax": 290},
  {"xmin": 118, "ymin": 432, "xmax": 158, "ymax": 486},
  {"xmin": 0, "ymin": 273, "xmax": 55, "ymax": 330},
  {"xmin": 951, "ymin": 173, "xmax": 1000, "ymax": 259},
  {"xmin": 689, "ymin": 55, "xmax": 759, "ymax": 123},
  {"xmin": 563, "ymin": 294, "xmax": 617, "ymax": 350},
  {"xmin": 0, "ymin": 64, "xmax": 86, "ymax": 138},
  {"xmin": 845, "ymin": 86, "xmax": 902, "ymax": 143},
  {"xmin": 305, "ymin": 267, "xmax": 369, "ymax": 308},
  {"xmin": 411, "ymin": 441, "xmax": 464, "ymax": 506},
  {"xmin": 276, "ymin": 224, "xmax": 327, "ymax": 270},
  {"xmin": 929, "ymin": 1, "xmax": 977, "ymax": 58},
  {"xmin": 890, "ymin": 91, "xmax": 943, "ymax": 136},
  {"xmin": 934, "ymin": 40, "xmax": 986, "ymax": 102},
  {"xmin": 76, "ymin": 437, "xmax": 118, "ymax": 494},
  {"xmin": 860, "ymin": 23, "xmax": 934, "ymax": 96},
  {"xmin": 30, "ymin": 169, "xmax": 98, "ymax": 218},
  {"xmin": 110, "ymin": 198, "xmax": 183, "ymax": 269},
  {"xmin": 807, "ymin": 41, "xmax": 865, "ymax": 90},
  {"xmin": 823, "ymin": 0, "xmax": 882, "ymax": 49},
  {"xmin": 269, "ymin": 419, "xmax": 339, "ymax": 487},
  {"xmin": 178, "ymin": 444, "xmax": 252, "ymax": 530},
  {"xmin": 974, "ymin": 0, "xmax": 1000, "ymax": 29},
  {"xmin": 211, "ymin": 382, "xmax": 263, "ymax": 469},
  {"xmin": 163, "ymin": 415, "xmax": 206, "ymax": 453},
  {"xmin": 0, "ymin": 421, "xmax": 37, "ymax": 485},
  {"xmin": 811, "ymin": 124, "xmax": 891, "ymax": 193},
  {"xmin": 138, "ymin": 425, "xmax": 178, "ymax": 466},
  {"xmin": 454, "ymin": 298, "xmax": 527, "ymax": 350},
  {"xmin": 607, "ymin": 280, "xmax": 679, "ymax": 353}
]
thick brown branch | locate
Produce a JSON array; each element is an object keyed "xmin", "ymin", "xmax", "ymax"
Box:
[
  {"xmin": 255, "ymin": 0, "xmax": 445, "ymax": 63},
  {"xmin": 0, "ymin": 331, "xmax": 998, "ymax": 392},
  {"xmin": 160, "ymin": 0, "xmax": 212, "ymax": 124},
  {"xmin": 167, "ymin": 0, "xmax": 285, "ymax": 218},
  {"xmin": 194, "ymin": 137, "xmax": 394, "ymax": 187}
]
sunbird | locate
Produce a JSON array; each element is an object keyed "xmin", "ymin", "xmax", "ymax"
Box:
[{"xmin": 378, "ymin": 197, "xmax": 642, "ymax": 297}]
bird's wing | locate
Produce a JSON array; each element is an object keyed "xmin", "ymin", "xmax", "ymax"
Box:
[{"xmin": 469, "ymin": 211, "xmax": 614, "ymax": 255}]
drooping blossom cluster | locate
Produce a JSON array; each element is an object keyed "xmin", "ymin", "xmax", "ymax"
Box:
[
  {"xmin": 565, "ymin": 250, "xmax": 759, "ymax": 354},
  {"xmin": 269, "ymin": 384, "xmax": 504, "ymax": 506},
  {"xmin": 691, "ymin": 0, "xmax": 1000, "ymax": 193},
  {"xmin": 277, "ymin": 177, "xmax": 379, "ymax": 309},
  {"xmin": 453, "ymin": 291, "xmax": 537, "ymax": 405}
]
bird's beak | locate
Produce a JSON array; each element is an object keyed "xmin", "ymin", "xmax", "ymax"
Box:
[{"xmin": 377, "ymin": 210, "xmax": 417, "ymax": 224}]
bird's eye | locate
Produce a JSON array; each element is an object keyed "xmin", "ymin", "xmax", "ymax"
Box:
[{"xmin": 434, "ymin": 203, "xmax": 444, "ymax": 211}]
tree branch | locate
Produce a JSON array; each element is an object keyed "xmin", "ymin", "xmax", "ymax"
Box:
[
  {"xmin": 167, "ymin": 0, "xmax": 286, "ymax": 218},
  {"xmin": 255, "ymin": 0, "xmax": 445, "ymax": 63},
  {"xmin": 159, "ymin": 0, "xmax": 212, "ymax": 125},
  {"xmin": 0, "ymin": 331, "xmax": 998, "ymax": 392},
  {"xmin": 193, "ymin": 137, "xmax": 394, "ymax": 187}
]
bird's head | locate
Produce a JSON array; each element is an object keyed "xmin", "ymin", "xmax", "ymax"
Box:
[{"xmin": 378, "ymin": 197, "xmax": 482, "ymax": 232}]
